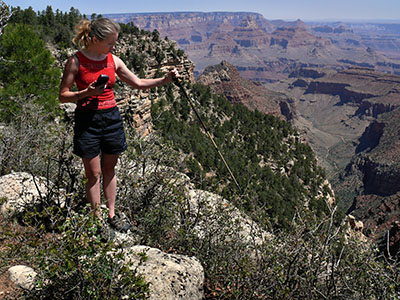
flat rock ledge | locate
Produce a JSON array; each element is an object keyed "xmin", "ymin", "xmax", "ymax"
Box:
[{"xmin": 1, "ymin": 172, "xmax": 204, "ymax": 299}]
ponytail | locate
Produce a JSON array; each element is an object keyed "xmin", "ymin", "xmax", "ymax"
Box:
[
  {"xmin": 72, "ymin": 18, "xmax": 120, "ymax": 49},
  {"xmin": 72, "ymin": 19, "xmax": 92, "ymax": 49}
]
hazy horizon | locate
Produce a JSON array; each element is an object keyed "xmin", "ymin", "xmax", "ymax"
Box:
[{"xmin": 6, "ymin": 0, "xmax": 400, "ymax": 22}]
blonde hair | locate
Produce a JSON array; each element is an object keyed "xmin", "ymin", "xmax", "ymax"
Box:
[{"xmin": 72, "ymin": 18, "xmax": 120, "ymax": 49}]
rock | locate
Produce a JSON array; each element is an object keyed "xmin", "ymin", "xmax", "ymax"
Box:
[
  {"xmin": 121, "ymin": 246, "xmax": 204, "ymax": 300},
  {"xmin": 348, "ymin": 192, "xmax": 400, "ymax": 254},
  {"xmin": 186, "ymin": 189, "xmax": 271, "ymax": 246},
  {"xmin": 289, "ymin": 67, "xmax": 327, "ymax": 79},
  {"xmin": 7, "ymin": 246, "xmax": 205, "ymax": 300},
  {"xmin": 346, "ymin": 154, "xmax": 400, "ymax": 197},
  {"xmin": 59, "ymin": 102, "xmax": 76, "ymax": 115},
  {"xmin": 345, "ymin": 215, "xmax": 368, "ymax": 243},
  {"xmin": 114, "ymin": 230, "xmax": 141, "ymax": 247},
  {"xmin": 198, "ymin": 61, "xmax": 293, "ymax": 120},
  {"xmin": 305, "ymin": 67, "xmax": 400, "ymax": 108},
  {"xmin": 0, "ymin": 172, "xmax": 53, "ymax": 218},
  {"xmin": 356, "ymin": 121, "xmax": 385, "ymax": 153},
  {"xmin": 348, "ymin": 214, "xmax": 364, "ymax": 232},
  {"xmin": 8, "ymin": 265, "xmax": 37, "ymax": 290}
]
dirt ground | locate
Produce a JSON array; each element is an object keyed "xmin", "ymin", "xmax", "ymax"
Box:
[
  {"xmin": 0, "ymin": 214, "xmax": 35, "ymax": 299},
  {"xmin": 0, "ymin": 272, "xmax": 21, "ymax": 299}
]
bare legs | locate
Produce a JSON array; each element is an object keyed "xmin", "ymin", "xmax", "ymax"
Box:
[{"xmin": 82, "ymin": 154, "xmax": 119, "ymax": 219}]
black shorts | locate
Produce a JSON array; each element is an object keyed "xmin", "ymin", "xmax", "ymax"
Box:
[{"xmin": 73, "ymin": 106, "xmax": 127, "ymax": 158}]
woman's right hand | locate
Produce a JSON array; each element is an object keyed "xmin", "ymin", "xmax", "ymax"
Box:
[{"xmin": 87, "ymin": 81, "xmax": 106, "ymax": 96}]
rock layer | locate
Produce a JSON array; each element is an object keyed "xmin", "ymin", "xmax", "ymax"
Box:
[
  {"xmin": 105, "ymin": 12, "xmax": 400, "ymax": 82},
  {"xmin": 197, "ymin": 61, "xmax": 294, "ymax": 120}
]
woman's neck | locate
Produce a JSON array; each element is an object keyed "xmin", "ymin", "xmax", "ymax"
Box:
[{"xmin": 80, "ymin": 48, "xmax": 107, "ymax": 61}]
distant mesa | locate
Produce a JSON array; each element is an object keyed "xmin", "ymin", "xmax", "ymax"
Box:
[{"xmin": 105, "ymin": 11, "xmax": 400, "ymax": 83}]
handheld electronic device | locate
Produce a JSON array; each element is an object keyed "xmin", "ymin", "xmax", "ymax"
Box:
[{"xmin": 95, "ymin": 74, "xmax": 109, "ymax": 87}]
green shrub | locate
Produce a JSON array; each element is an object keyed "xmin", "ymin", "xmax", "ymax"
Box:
[{"xmin": 23, "ymin": 207, "xmax": 150, "ymax": 300}]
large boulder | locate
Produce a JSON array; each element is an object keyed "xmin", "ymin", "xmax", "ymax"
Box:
[
  {"xmin": 186, "ymin": 189, "xmax": 271, "ymax": 246},
  {"xmin": 0, "ymin": 172, "xmax": 54, "ymax": 218},
  {"xmin": 121, "ymin": 246, "xmax": 204, "ymax": 300},
  {"xmin": 8, "ymin": 265, "xmax": 37, "ymax": 290}
]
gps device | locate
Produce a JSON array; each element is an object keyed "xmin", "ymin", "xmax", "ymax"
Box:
[{"xmin": 95, "ymin": 74, "xmax": 109, "ymax": 87}]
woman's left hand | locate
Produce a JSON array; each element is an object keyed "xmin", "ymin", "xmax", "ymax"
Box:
[{"xmin": 167, "ymin": 68, "xmax": 180, "ymax": 83}]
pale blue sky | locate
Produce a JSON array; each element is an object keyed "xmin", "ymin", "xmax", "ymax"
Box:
[{"xmin": 5, "ymin": 0, "xmax": 400, "ymax": 21}]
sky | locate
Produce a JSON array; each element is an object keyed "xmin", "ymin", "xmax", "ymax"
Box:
[{"xmin": 5, "ymin": 0, "xmax": 400, "ymax": 22}]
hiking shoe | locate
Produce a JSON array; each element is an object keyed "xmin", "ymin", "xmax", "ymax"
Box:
[
  {"xmin": 97, "ymin": 222, "xmax": 115, "ymax": 242},
  {"xmin": 108, "ymin": 212, "xmax": 132, "ymax": 233}
]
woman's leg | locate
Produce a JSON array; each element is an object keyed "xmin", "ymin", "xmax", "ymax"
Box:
[
  {"xmin": 82, "ymin": 155, "xmax": 102, "ymax": 218},
  {"xmin": 101, "ymin": 153, "xmax": 119, "ymax": 219}
]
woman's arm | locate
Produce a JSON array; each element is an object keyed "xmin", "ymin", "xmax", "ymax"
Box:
[
  {"xmin": 59, "ymin": 55, "xmax": 103, "ymax": 103},
  {"xmin": 114, "ymin": 55, "xmax": 177, "ymax": 90}
]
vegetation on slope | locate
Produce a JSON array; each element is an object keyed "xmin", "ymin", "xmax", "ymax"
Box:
[
  {"xmin": 152, "ymin": 81, "xmax": 329, "ymax": 228},
  {"xmin": 2, "ymin": 4, "xmax": 400, "ymax": 299}
]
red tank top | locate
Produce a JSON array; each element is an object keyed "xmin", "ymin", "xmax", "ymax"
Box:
[{"xmin": 75, "ymin": 51, "xmax": 116, "ymax": 110}]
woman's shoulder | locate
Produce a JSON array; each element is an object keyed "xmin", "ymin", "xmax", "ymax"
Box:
[
  {"xmin": 111, "ymin": 53, "xmax": 120, "ymax": 62},
  {"xmin": 66, "ymin": 51, "xmax": 80, "ymax": 62},
  {"xmin": 64, "ymin": 52, "xmax": 80, "ymax": 72},
  {"xmin": 111, "ymin": 54, "xmax": 121, "ymax": 67}
]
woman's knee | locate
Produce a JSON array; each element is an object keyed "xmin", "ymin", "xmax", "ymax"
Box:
[
  {"xmin": 101, "ymin": 167, "xmax": 115, "ymax": 180},
  {"xmin": 101, "ymin": 154, "xmax": 118, "ymax": 178},
  {"xmin": 86, "ymin": 170, "xmax": 101, "ymax": 184},
  {"xmin": 82, "ymin": 156, "xmax": 102, "ymax": 184}
]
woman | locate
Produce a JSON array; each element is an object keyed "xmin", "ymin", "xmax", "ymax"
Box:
[{"xmin": 59, "ymin": 18, "xmax": 178, "ymax": 233}]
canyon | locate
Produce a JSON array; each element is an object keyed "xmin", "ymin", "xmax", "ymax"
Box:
[
  {"xmin": 266, "ymin": 67, "xmax": 400, "ymax": 252},
  {"xmin": 106, "ymin": 12, "xmax": 400, "ymax": 82},
  {"xmin": 195, "ymin": 59, "xmax": 400, "ymax": 253},
  {"xmin": 104, "ymin": 11, "xmax": 400, "ymax": 253}
]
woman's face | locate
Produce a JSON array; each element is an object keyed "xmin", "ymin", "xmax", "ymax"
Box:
[{"xmin": 93, "ymin": 31, "xmax": 118, "ymax": 54}]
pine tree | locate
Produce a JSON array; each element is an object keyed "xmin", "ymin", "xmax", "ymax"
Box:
[{"xmin": 0, "ymin": 24, "xmax": 60, "ymax": 121}]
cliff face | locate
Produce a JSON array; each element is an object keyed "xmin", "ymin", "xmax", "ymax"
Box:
[
  {"xmin": 339, "ymin": 107, "xmax": 400, "ymax": 254},
  {"xmin": 197, "ymin": 61, "xmax": 294, "ymax": 120},
  {"xmin": 262, "ymin": 67, "xmax": 400, "ymax": 253},
  {"xmin": 355, "ymin": 121, "xmax": 385, "ymax": 153},
  {"xmin": 310, "ymin": 22, "xmax": 400, "ymax": 64},
  {"xmin": 348, "ymin": 192, "xmax": 400, "ymax": 255},
  {"xmin": 270, "ymin": 27, "xmax": 331, "ymax": 49},
  {"xmin": 107, "ymin": 12, "xmax": 274, "ymax": 38},
  {"xmin": 303, "ymin": 67, "xmax": 400, "ymax": 116},
  {"xmin": 345, "ymin": 154, "xmax": 400, "ymax": 197},
  {"xmin": 114, "ymin": 33, "xmax": 195, "ymax": 136},
  {"xmin": 345, "ymin": 106, "xmax": 400, "ymax": 195},
  {"xmin": 105, "ymin": 12, "xmax": 400, "ymax": 83}
]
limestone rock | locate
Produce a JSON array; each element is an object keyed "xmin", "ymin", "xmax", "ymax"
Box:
[
  {"xmin": 346, "ymin": 215, "xmax": 368, "ymax": 242},
  {"xmin": 0, "ymin": 172, "xmax": 52, "ymax": 218},
  {"xmin": 186, "ymin": 189, "xmax": 271, "ymax": 246},
  {"xmin": 122, "ymin": 246, "xmax": 204, "ymax": 300},
  {"xmin": 59, "ymin": 102, "xmax": 76, "ymax": 121},
  {"xmin": 8, "ymin": 265, "xmax": 37, "ymax": 290}
]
